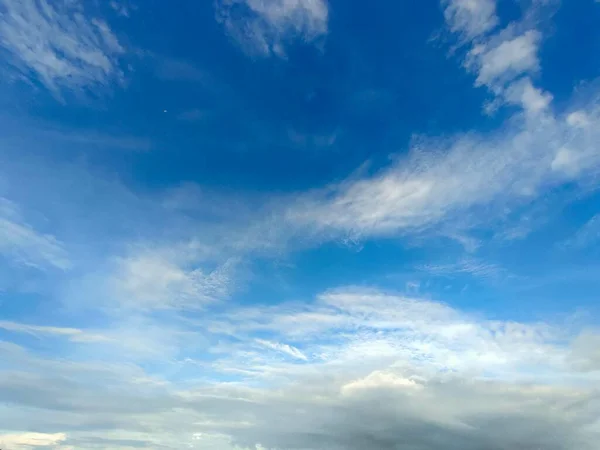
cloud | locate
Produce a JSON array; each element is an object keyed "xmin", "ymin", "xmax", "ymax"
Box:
[
  {"xmin": 109, "ymin": 0, "xmax": 131, "ymax": 18},
  {"xmin": 256, "ymin": 338, "xmax": 308, "ymax": 361},
  {"xmin": 468, "ymin": 30, "xmax": 541, "ymax": 88},
  {"xmin": 503, "ymin": 77, "xmax": 553, "ymax": 114},
  {"xmin": 561, "ymin": 214, "xmax": 600, "ymax": 249},
  {"xmin": 419, "ymin": 258, "xmax": 508, "ymax": 280},
  {"xmin": 0, "ymin": 320, "xmax": 109, "ymax": 343},
  {"xmin": 216, "ymin": 0, "xmax": 329, "ymax": 57},
  {"xmin": 442, "ymin": 0, "xmax": 498, "ymax": 41},
  {"xmin": 0, "ymin": 432, "xmax": 67, "ymax": 448},
  {"xmin": 243, "ymin": 1, "xmax": 590, "ymax": 248},
  {"xmin": 108, "ymin": 248, "xmax": 237, "ymax": 311},
  {"xmin": 442, "ymin": 0, "xmax": 553, "ymax": 116},
  {"xmin": 569, "ymin": 331, "xmax": 600, "ymax": 372},
  {"xmin": 1, "ymin": 288, "xmax": 599, "ymax": 449},
  {"xmin": 0, "ymin": 197, "xmax": 70, "ymax": 270},
  {"xmin": 0, "ymin": 0, "xmax": 125, "ymax": 98},
  {"xmin": 279, "ymin": 93, "xmax": 600, "ymax": 243}
]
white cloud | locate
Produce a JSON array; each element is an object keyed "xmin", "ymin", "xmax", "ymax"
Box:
[
  {"xmin": 0, "ymin": 432, "xmax": 67, "ymax": 448},
  {"xmin": 216, "ymin": 0, "xmax": 329, "ymax": 57},
  {"xmin": 442, "ymin": 0, "xmax": 498, "ymax": 41},
  {"xmin": 0, "ymin": 197, "xmax": 70, "ymax": 270},
  {"xmin": 569, "ymin": 331, "xmax": 600, "ymax": 372},
  {"xmin": 567, "ymin": 110, "xmax": 591, "ymax": 128},
  {"xmin": 341, "ymin": 370, "xmax": 424, "ymax": 394},
  {"xmin": 0, "ymin": 320, "xmax": 109, "ymax": 343},
  {"xmin": 419, "ymin": 258, "xmax": 507, "ymax": 280},
  {"xmin": 280, "ymin": 93, "xmax": 600, "ymax": 242},
  {"xmin": 504, "ymin": 77, "xmax": 553, "ymax": 114},
  {"xmin": 443, "ymin": 0, "xmax": 554, "ymax": 116},
  {"xmin": 211, "ymin": 287, "xmax": 568, "ymax": 379},
  {"xmin": 256, "ymin": 338, "xmax": 308, "ymax": 360},
  {"xmin": 469, "ymin": 30, "xmax": 541, "ymax": 88},
  {"xmin": 109, "ymin": 248, "xmax": 236, "ymax": 310},
  {"xmin": 0, "ymin": 0, "xmax": 125, "ymax": 98}
]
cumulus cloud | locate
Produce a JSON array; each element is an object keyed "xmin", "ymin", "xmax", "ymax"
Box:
[
  {"xmin": 0, "ymin": 0, "xmax": 125, "ymax": 98},
  {"xmin": 216, "ymin": 0, "xmax": 329, "ymax": 57}
]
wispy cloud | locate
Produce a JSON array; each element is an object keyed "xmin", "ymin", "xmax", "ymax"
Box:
[
  {"xmin": 0, "ymin": 320, "xmax": 109, "ymax": 343},
  {"xmin": 108, "ymin": 247, "xmax": 238, "ymax": 311},
  {"xmin": 0, "ymin": 0, "xmax": 125, "ymax": 98},
  {"xmin": 216, "ymin": 0, "xmax": 329, "ymax": 57},
  {"xmin": 0, "ymin": 197, "xmax": 70, "ymax": 271},
  {"xmin": 256, "ymin": 338, "xmax": 308, "ymax": 361},
  {"xmin": 280, "ymin": 95, "xmax": 600, "ymax": 244},
  {"xmin": 109, "ymin": 0, "xmax": 132, "ymax": 18},
  {"xmin": 419, "ymin": 258, "xmax": 508, "ymax": 280},
  {"xmin": 561, "ymin": 214, "xmax": 600, "ymax": 249}
]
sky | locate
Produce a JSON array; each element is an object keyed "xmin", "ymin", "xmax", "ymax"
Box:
[{"xmin": 0, "ymin": 0, "xmax": 600, "ymax": 448}]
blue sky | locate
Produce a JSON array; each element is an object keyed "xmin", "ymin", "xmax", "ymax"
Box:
[{"xmin": 1, "ymin": 0, "xmax": 600, "ymax": 448}]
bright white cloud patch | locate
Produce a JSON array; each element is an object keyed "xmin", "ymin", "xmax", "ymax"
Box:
[
  {"xmin": 0, "ymin": 0, "xmax": 125, "ymax": 98},
  {"xmin": 216, "ymin": 0, "xmax": 329, "ymax": 57}
]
